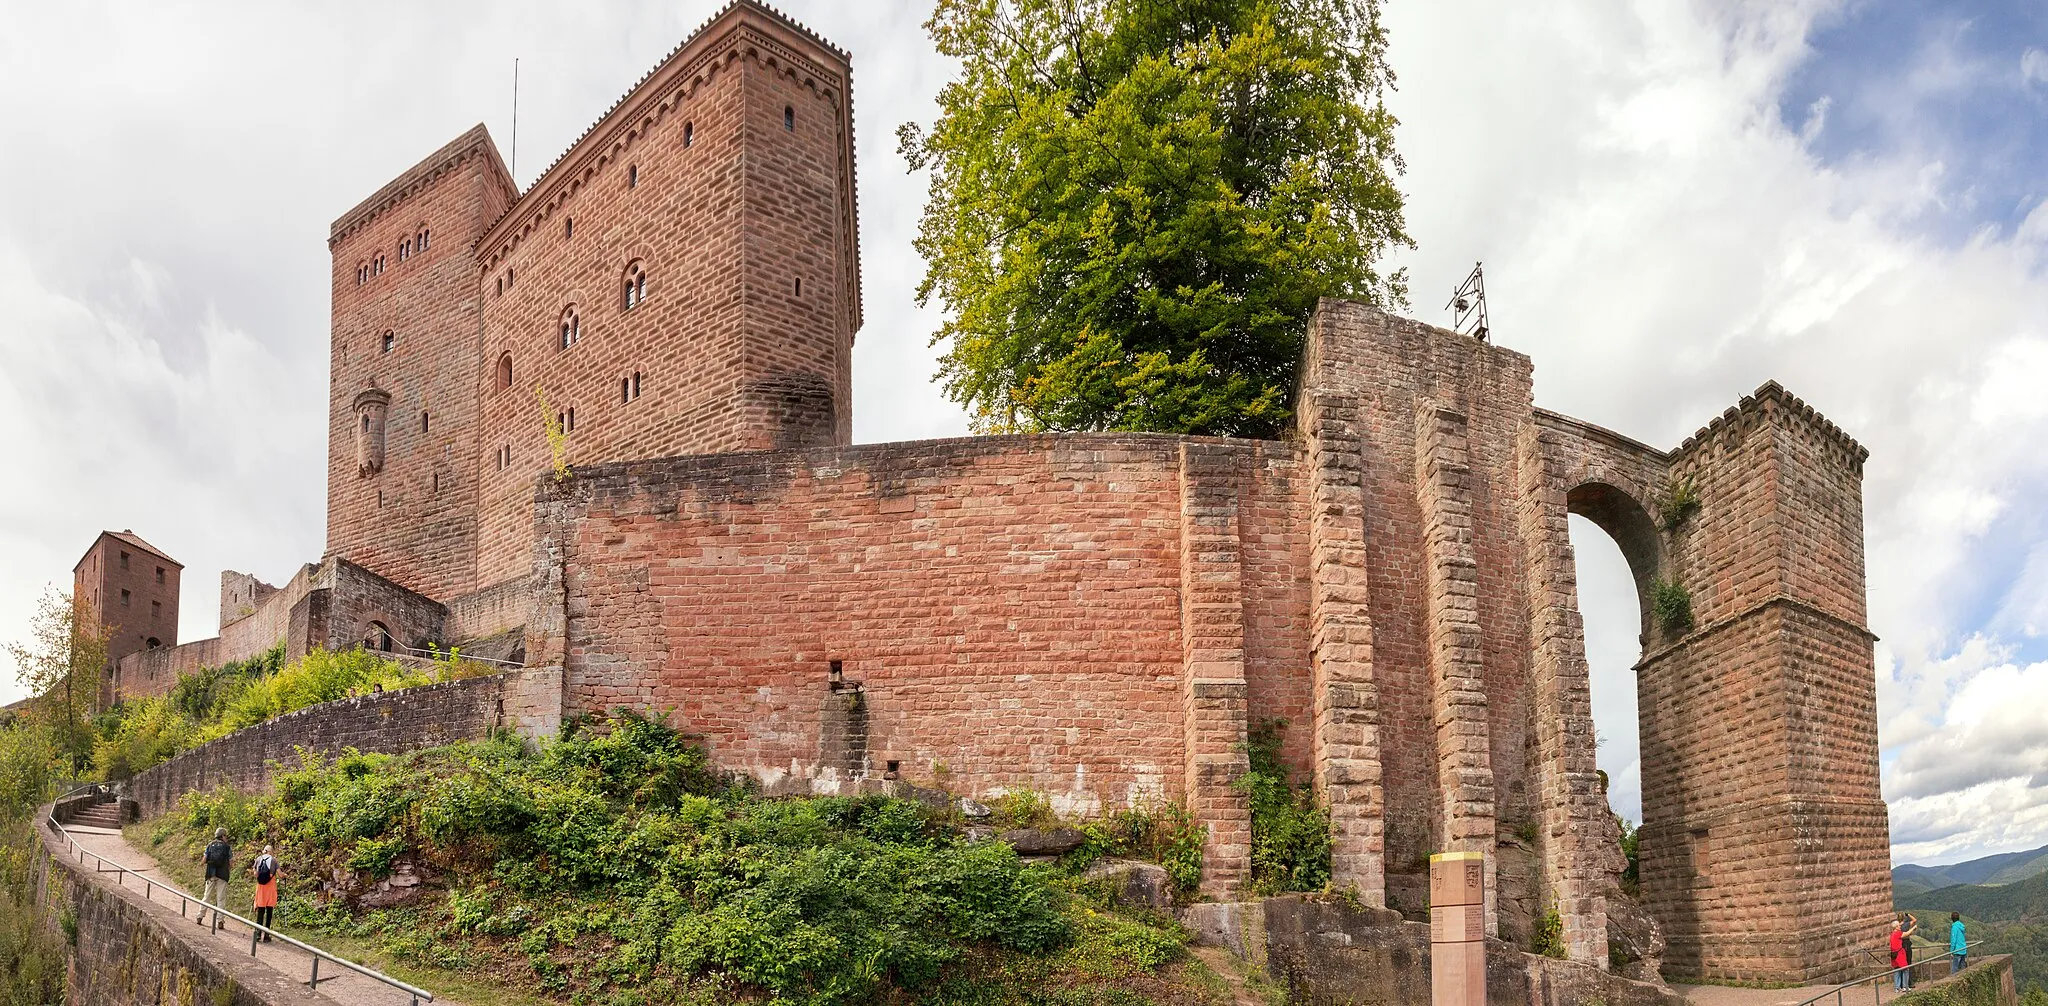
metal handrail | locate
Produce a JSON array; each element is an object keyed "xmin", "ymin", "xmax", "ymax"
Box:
[
  {"xmin": 44, "ymin": 800, "xmax": 433, "ymax": 1004},
  {"xmin": 1793, "ymin": 940, "xmax": 1985, "ymax": 1006},
  {"xmin": 396, "ymin": 644, "xmax": 522, "ymax": 670}
]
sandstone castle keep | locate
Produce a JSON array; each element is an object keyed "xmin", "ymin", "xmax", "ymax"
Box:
[{"xmin": 89, "ymin": 0, "xmax": 1893, "ymax": 987}]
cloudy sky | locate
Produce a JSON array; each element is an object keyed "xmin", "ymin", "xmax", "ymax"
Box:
[{"xmin": 2, "ymin": 0, "xmax": 2045, "ymax": 868}]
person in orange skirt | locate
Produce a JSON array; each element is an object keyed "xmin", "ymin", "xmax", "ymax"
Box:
[{"xmin": 249, "ymin": 845, "xmax": 280, "ymax": 941}]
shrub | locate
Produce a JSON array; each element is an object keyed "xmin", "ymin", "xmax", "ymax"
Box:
[
  {"xmin": 91, "ymin": 696, "xmax": 194, "ymax": 780},
  {"xmin": 1235, "ymin": 720, "xmax": 1332, "ymax": 894},
  {"xmin": 1652, "ymin": 580, "xmax": 1694, "ymax": 635},
  {"xmin": 1658, "ymin": 476, "xmax": 1702, "ymax": 531},
  {"xmin": 1533, "ymin": 906, "xmax": 1568, "ymax": 958}
]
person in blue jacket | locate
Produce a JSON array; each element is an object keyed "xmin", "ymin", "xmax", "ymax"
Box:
[{"xmin": 1950, "ymin": 912, "xmax": 1968, "ymax": 974}]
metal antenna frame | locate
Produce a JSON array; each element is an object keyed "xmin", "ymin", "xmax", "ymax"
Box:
[{"xmin": 1446, "ymin": 262, "xmax": 1489, "ymax": 342}]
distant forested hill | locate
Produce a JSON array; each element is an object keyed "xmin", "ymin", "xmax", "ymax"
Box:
[
  {"xmin": 1900, "ymin": 870, "xmax": 2048, "ymax": 922},
  {"xmin": 1894, "ymin": 844, "xmax": 2048, "ymax": 899}
]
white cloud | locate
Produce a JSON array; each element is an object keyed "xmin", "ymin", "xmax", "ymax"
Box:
[
  {"xmin": 2022, "ymin": 47, "xmax": 2048, "ymax": 87},
  {"xmin": 1383, "ymin": 0, "xmax": 2048, "ymax": 861}
]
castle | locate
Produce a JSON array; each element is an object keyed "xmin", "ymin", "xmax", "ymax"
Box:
[{"xmin": 93, "ymin": 0, "xmax": 1893, "ymax": 986}]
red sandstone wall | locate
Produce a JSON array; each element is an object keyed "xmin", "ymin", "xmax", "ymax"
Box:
[
  {"xmin": 327, "ymin": 128, "xmax": 516, "ymax": 600},
  {"xmin": 532, "ymin": 435, "xmax": 1304, "ymax": 817},
  {"xmin": 472, "ymin": 7, "xmax": 858, "ymax": 590}
]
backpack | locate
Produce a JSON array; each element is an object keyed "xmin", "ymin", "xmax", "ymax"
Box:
[
  {"xmin": 203, "ymin": 841, "xmax": 231, "ymax": 878},
  {"xmin": 255, "ymin": 857, "xmax": 275, "ymax": 885}
]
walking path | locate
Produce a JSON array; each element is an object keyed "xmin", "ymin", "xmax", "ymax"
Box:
[
  {"xmin": 52, "ymin": 813, "xmax": 451, "ymax": 1006},
  {"xmin": 1675, "ymin": 978, "xmax": 1914, "ymax": 1006}
]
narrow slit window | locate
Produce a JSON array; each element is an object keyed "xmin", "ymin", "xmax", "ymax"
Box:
[
  {"xmin": 567, "ymin": 407, "xmax": 577, "ymax": 432},
  {"xmin": 621, "ymin": 377, "xmax": 630, "ymax": 404},
  {"xmin": 382, "ymin": 331, "xmax": 396, "ymax": 353},
  {"xmin": 628, "ymin": 164, "xmax": 638, "ymax": 187},
  {"xmin": 795, "ymin": 277, "xmax": 802, "ymax": 297},
  {"xmin": 507, "ymin": 266, "xmax": 515, "ymax": 288},
  {"xmin": 120, "ymin": 589, "xmax": 130, "ymax": 606},
  {"xmin": 684, "ymin": 122, "xmax": 694, "ymax": 147},
  {"xmin": 421, "ymin": 411, "xmax": 431, "ymax": 433},
  {"xmin": 632, "ymin": 371, "xmax": 642, "ymax": 399},
  {"xmin": 784, "ymin": 105, "xmax": 795, "ymax": 131},
  {"xmin": 564, "ymin": 217, "xmax": 573, "ymax": 239},
  {"xmin": 420, "ymin": 228, "xmax": 430, "ymax": 250}
]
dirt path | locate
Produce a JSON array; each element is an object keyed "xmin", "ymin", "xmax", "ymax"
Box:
[{"xmin": 59, "ymin": 825, "xmax": 450, "ymax": 1006}]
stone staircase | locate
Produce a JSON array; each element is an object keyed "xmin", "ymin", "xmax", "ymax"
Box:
[{"xmin": 63, "ymin": 795, "xmax": 126, "ymax": 832}]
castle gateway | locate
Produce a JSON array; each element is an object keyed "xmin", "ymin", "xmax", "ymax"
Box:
[{"xmin": 115, "ymin": 0, "xmax": 1891, "ymax": 985}]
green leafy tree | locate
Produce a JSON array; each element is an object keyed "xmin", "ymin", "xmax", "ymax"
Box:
[
  {"xmin": 902, "ymin": 0, "xmax": 1410, "ymax": 438},
  {"xmin": 6, "ymin": 588, "xmax": 111, "ymax": 773}
]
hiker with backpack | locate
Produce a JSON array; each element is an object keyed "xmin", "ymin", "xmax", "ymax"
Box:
[
  {"xmin": 196, "ymin": 829, "xmax": 232, "ymax": 931},
  {"xmin": 249, "ymin": 845, "xmax": 280, "ymax": 940}
]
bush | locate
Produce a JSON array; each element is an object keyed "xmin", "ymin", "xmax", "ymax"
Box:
[
  {"xmin": 1235, "ymin": 720, "xmax": 1332, "ymax": 894},
  {"xmin": 143, "ymin": 712, "xmax": 1146, "ymax": 1004},
  {"xmin": 91, "ymin": 696, "xmax": 194, "ymax": 780},
  {"xmin": 1652, "ymin": 580, "xmax": 1694, "ymax": 635}
]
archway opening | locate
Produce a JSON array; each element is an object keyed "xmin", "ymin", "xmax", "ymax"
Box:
[
  {"xmin": 1569, "ymin": 513, "xmax": 1645, "ymax": 829},
  {"xmin": 365, "ymin": 621, "xmax": 395, "ymax": 653}
]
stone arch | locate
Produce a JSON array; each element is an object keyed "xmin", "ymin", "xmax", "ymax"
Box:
[{"xmin": 1564, "ymin": 481, "xmax": 1662, "ymax": 640}]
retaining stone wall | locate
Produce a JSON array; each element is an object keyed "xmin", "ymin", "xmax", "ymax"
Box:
[
  {"xmin": 123, "ymin": 668, "xmax": 561, "ymax": 819},
  {"xmin": 35, "ymin": 811, "xmax": 297, "ymax": 1005}
]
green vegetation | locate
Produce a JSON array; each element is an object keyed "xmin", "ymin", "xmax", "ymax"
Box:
[
  {"xmin": 1616, "ymin": 815, "xmax": 1640, "ymax": 896},
  {"xmin": 91, "ymin": 645, "xmax": 496, "ymax": 782},
  {"xmin": 1651, "ymin": 579, "xmax": 1694, "ymax": 636},
  {"xmin": 139, "ymin": 713, "xmax": 1210, "ymax": 1005},
  {"xmin": 1895, "ymin": 873, "xmax": 2048, "ymax": 995},
  {"xmin": 1656, "ymin": 476, "xmax": 1702, "ymax": 532},
  {"xmin": 1532, "ymin": 907, "xmax": 1567, "ymax": 959},
  {"xmin": 0, "ymin": 819, "xmax": 65, "ymax": 1004},
  {"xmin": 902, "ymin": 0, "xmax": 1410, "ymax": 438},
  {"xmin": 1233, "ymin": 721, "xmax": 1331, "ymax": 894},
  {"xmin": 1894, "ymin": 956, "xmax": 2016, "ymax": 1006}
]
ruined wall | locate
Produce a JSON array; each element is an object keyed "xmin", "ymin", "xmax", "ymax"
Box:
[
  {"xmin": 123, "ymin": 668, "xmax": 561, "ymax": 819},
  {"xmin": 526, "ymin": 435, "xmax": 1303, "ymax": 878},
  {"xmin": 1297, "ymin": 303, "xmax": 1554, "ymax": 936},
  {"xmin": 472, "ymin": 5, "xmax": 859, "ymax": 589}
]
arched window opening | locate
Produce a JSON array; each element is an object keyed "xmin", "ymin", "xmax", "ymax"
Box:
[
  {"xmin": 567, "ymin": 407, "xmax": 577, "ymax": 432},
  {"xmin": 1571, "ymin": 513, "xmax": 1646, "ymax": 830},
  {"xmin": 366, "ymin": 622, "xmax": 394, "ymax": 653},
  {"xmin": 784, "ymin": 105, "xmax": 795, "ymax": 131},
  {"xmin": 419, "ymin": 228, "xmax": 430, "ymax": 250},
  {"xmin": 508, "ymin": 267, "xmax": 515, "ymax": 289},
  {"xmin": 421, "ymin": 411, "xmax": 431, "ymax": 433},
  {"xmin": 399, "ymin": 238, "xmax": 411, "ymax": 262},
  {"xmin": 564, "ymin": 216, "xmax": 574, "ymax": 239},
  {"xmin": 684, "ymin": 122, "xmax": 694, "ymax": 147},
  {"xmin": 622, "ymin": 261, "xmax": 647, "ymax": 311},
  {"xmin": 496, "ymin": 353, "xmax": 513, "ymax": 390},
  {"xmin": 628, "ymin": 164, "xmax": 639, "ymax": 188},
  {"xmin": 560, "ymin": 306, "xmax": 581, "ymax": 350},
  {"xmin": 146, "ymin": 637, "xmax": 161, "ymax": 649},
  {"xmin": 382, "ymin": 331, "xmax": 396, "ymax": 353}
]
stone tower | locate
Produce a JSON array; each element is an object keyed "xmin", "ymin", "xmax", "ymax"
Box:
[
  {"xmin": 326, "ymin": 126, "xmax": 518, "ymax": 601},
  {"xmin": 325, "ymin": 1, "xmax": 860, "ymax": 599},
  {"xmin": 470, "ymin": 0, "xmax": 860, "ymax": 589},
  {"xmin": 72, "ymin": 530, "xmax": 182, "ymax": 695}
]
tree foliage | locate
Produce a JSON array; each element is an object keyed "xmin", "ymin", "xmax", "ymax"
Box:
[
  {"xmin": 902, "ymin": 0, "xmax": 1410, "ymax": 438},
  {"xmin": 5, "ymin": 587, "xmax": 110, "ymax": 774}
]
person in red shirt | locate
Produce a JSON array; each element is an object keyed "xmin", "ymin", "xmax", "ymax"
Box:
[{"xmin": 1890, "ymin": 917, "xmax": 1912, "ymax": 990}]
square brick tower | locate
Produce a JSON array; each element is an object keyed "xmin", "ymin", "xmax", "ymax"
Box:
[
  {"xmin": 72, "ymin": 529, "xmax": 181, "ymax": 670},
  {"xmin": 326, "ymin": 1, "xmax": 859, "ymax": 599},
  {"xmin": 327, "ymin": 127, "xmax": 519, "ymax": 600}
]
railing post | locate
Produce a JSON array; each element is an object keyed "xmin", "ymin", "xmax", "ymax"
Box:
[{"xmin": 310, "ymin": 957, "xmax": 318, "ymax": 987}]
